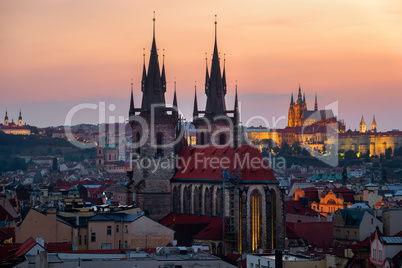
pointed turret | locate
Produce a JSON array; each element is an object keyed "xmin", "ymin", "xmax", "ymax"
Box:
[
  {"xmin": 4, "ymin": 110, "xmax": 8, "ymax": 120},
  {"xmin": 233, "ymin": 83, "xmax": 240, "ymax": 150},
  {"xmin": 129, "ymin": 80, "xmax": 135, "ymax": 116},
  {"xmin": 193, "ymin": 83, "xmax": 199, "ymax": 117},
  {"xmin": 297, "ymin": 84, "xmax": 302, "ymax": 104},
  {"xmin": 359, "ymin": 115, "xmax": 367, "ymax": 133},
  {"xmin": 204, "ymin": 16, "xmax": 226, "ymax": 116},
  {"xmin": 18, "ymin": 110, "xmax": 22, "ymax": 120},
  {"xmin": 204, "ymin": 54, "xmax": 209, "ymax": 95},
  {"xmin": 141, "ymin": 51, "xmax": 147, "ymax": 92},
  {"xmin": 161, "ymin": 52, "xmax": 166, "ymax": 93},
  {"xmin": 290, "ymin": 93, "xmax": 294, "ymax": 105},
  {"xmin": 140, "ymin": 13, "xmax": 166, "ymax": 114},
  {"xmin": 371, "ymin": 115, "xmax": 377, "ymax": 132},
  {"xmin": 303, "ymin": 93, "xmax": 306, "ymax": 104},
  {"xmin": 173, "ymin": 80, "xmax": 178, "ymax": 113},
  {"xmin": 314, "ymin": 94, "xmax": 318, "ymax": 111},
  {"xmin": 222, "ymin": 56, "xmax": 227, "ymax": 95}
]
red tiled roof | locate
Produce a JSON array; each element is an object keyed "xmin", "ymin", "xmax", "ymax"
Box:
[
  {"xmin": 287, "ymin": 222, "xmax": 333, "ymax": 247},
  {"xmin": 173, "ymin": 145, "xmax": 277, "ymax": 182},
  {"xmin": 45, "ymin": 242, "xmax": 73, "ymax": 252},
  {"xmin": 10, "ymin": 238, "xmax": 39, "ymax": 258},
  {"xmin": 0, "ymin": 205, "xmax": 17, "ymax": 221},
  {"xmin": 286, "ymin": 200, "xmax": 319, "ymax": 216},
  {"xmin": 160, "ymin": 213, "xmax": 224, "ymax": 244}
]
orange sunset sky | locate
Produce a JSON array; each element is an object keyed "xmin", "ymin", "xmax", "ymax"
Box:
[{"xmin": 1, "ymin": 0, "xmax": 402, "ymax": 130}]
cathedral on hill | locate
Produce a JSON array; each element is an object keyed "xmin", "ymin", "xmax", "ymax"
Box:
[
  {"xmin": 287, "ymin": 85, "xmax": 345, "ymax": 131},
  {"xmin": 126, "ymin": 17, "xmax": 285, "ymax": 254}
]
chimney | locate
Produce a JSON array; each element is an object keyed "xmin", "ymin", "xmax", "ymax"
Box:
[{"xmin": 275, "ymin": 250, "xmax": 283, "ymax": 268}]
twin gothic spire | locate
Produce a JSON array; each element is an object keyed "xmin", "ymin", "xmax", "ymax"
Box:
[{"xmin": 129, "ymin": 15, "xmax": 238, "ymax": 119}]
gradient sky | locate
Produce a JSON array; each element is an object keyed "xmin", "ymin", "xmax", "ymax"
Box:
[{"xmin": 1, "ymin": 0, "xmax": 401, "ymax": 130}]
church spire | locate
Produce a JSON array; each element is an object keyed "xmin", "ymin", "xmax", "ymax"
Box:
[
  {"xmin": 161, "ymin": 50, "xmax": 166, "ymax": 92},
  {"xmin": 141, "ymin": 49, "xmax": 146, "ymax": 92},
  {"xmin": 204, "ymin": 53, "xmax": 209, "ymax": 94},
  {"xmin": 234, "ymin": 82, "xmax": 240, "ymax": 150},
  {"xmin": 193, "ymin": 82, "xmax": 199, "ymax": 117},
  {"xmin": 222, "ymin": 54, "xmax": 227, "ymax": 95},
  {"xmin": 4, "ymin": 109, "xmax": 8, "ymax": 120},
  {"xmin": 129, "ymin": 80, "xmax": 135, "ymax": 116},
  {"xmin": 314, "ymin": 93, "xmax": 318, "ymax": 111},
  {"xmin": 297, "ymin": 84, "xmax": 302, "ymax": 104},
  {"xmin": 371, "ymin": 115, "xmax": 377, "ymax": 132},
  {"xmin": 173, "ymin": 79, "xmax": 178, "ymax": 108},
  {"xmin": 140, "ymin": 13, "xmax": 166, "ymax": 114},
  {"xmin": 204, "ymin": 15, "xmax": 226, "ymax": 116},
  {"xmin": 290, "ymin": 93, "xmax": 294, "ymax": 105},
  {"xmin": 303, "ymin": 93, "xmax": 306, "ymax": 104}
]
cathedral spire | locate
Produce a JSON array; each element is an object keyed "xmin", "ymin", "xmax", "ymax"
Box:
[
  {"xmin": 161, "ymin": 50, "xmax": 166, "ymax": 92},
  {"xmin": 371, "ymin": 115, "xmax": 377, "ymax": 132},
  {"xmin": 303, "ymin": 93, "xmax": 306, "ymax": 104},
  {"xmin": 234, "ymin": 81, "xmax": 240, "ymax": 150},
  {"xmin": 204, "ymin": 15, "xmax": 226, "ymax": 116},
  {"xmin": 193, "ymin": 82, "xmax": 199, "ymax": 117},
  {"xmin": 4, "ymin": 109, "xmax": 8, "ymax": 120},
  {"xmin": 173, "ymin": 78, "xmax": 178, "ymax": 108},
  {"xmin": 141, "ymin": 49, "xmax": 146, "ymax": 92},
  {"xmin": 204, "ymin": 53, "xmax": 209, "ymax": 94},
  {"xmin": 290, "ymin": 93, "xmax": 294, "ymax": 105},
  {"xmin": 314, "ymin": 93, "xmax": 318, "ymax": 111},
  {"xmin": 297, "ymin": 84, "xmax": 302, "ymax": 104},
  {"xmin": 140, "ymin": 13, "xmax": 166, "ymax": 114},
  {"xmin": 222, "ymin": 54, "xmax": 227, "ymax": 95},
  {"xmin": 129, "ymin": 79, "xmax": 135, "ymax": 116}
]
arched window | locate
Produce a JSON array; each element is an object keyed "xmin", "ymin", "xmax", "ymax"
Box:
[
  {"xmin": 156, "ymin": 132, "xmax": 163, "ymax": 155},
  {"xmin": 135, "ymin": 132, "xmax": 141, "ymax": 154},
  {"xmin": 183, "ymin": 186, "xmax": 191, "ymax": 214},
  {"xmin": 219, "ymin": 133, "xmax": 226, "ymax": 145},
  {"xmin": 200, "ymin": 132, "xmax": 205, "ymax": 145},
  {"xmin": 205, "ymin": 187, "xmax": 211, "ymax": 216},
  {"xmin": 194, "ymin": 187, "xmax": 200, "ymax": 215},
  {"xmin": 251, "ymin": 189, "xmax": 262, "ymax": 252},
  {"xmin": 215, "ymin": 188, "xmax": 222, "ymax": 217},
  {"xmin": 173, "ymin": 186, "xmax": 180, "ymax": 213}
]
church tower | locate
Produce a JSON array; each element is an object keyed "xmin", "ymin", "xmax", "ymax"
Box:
[
  {"xmin": 359, "ymin": 115, "xmax": 366, "ymax": 133},
  {"xmin": 127, "ymin": 15, "xmax": 181, "ymax": 220},
  {"xmin": 4, "ymin": 110, "xmax": 9, "ymax": 126},
  {"xmin": 371, "ymin": 115, "xmax": 377, "ymax": 132},
  {"xmin": 18, "ymin": 110, "xmax": 23, "ymax": 127},
  {"xmin": 287, "ymin": 85, "xmax": 307, "ymax": 127},
  {"xmin": 192, "ymin": 16, "xmax": 239, "ymax": 147}
]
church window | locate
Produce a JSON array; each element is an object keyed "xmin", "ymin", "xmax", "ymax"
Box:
[{"xmin": 251, "ymin": 190, "xmax": 262, "ymax": 252}]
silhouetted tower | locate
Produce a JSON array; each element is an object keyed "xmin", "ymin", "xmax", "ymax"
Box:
[
  {"xmin": 127, "ymin": 14, "xmax": 181, "ymax": 220},
  {"xmin": 192, "ymin": 16, "xmax": 239, "ymax": 147},
  {"xmin": 4, "ymin": 110, "xmax": 9, "ymax": 126}
]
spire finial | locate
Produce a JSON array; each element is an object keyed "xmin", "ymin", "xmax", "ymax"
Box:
[
  {"xmin": 214, "ymin": 15, "xmax": 217, "ymax": 39},
  {"xmin": 143, "ymin": 48, "xmax": 145, "ymax": 64},
  {"xmin": 153, "ymin": 11, "xmax": 156, "ymax": 38},
  {"xmin": 174, "ymin": 77, "xmax": 176, "ymax": 91},
  {"xmin": 163, "ymin": 49, "xmax": 165, "ymax": 64}
]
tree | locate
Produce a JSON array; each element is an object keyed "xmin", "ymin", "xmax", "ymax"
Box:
[
  {"xmin": 344, "ymin": 150, "xmax": 357, "ymax": 161},
  {"xmin": 385, "ymin": 147, "xmax": 392, "ymax": 160}
]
